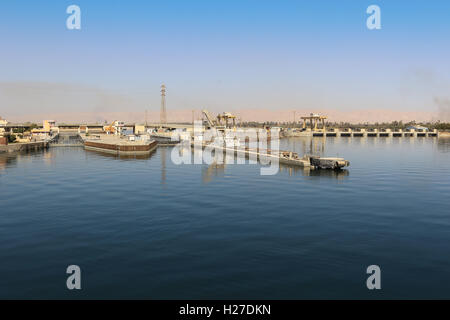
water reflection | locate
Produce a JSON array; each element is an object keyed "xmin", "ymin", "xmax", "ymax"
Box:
[
  {"xmin": 279, "ymin": 163, "xmax": 349, "ymax": 179},
  {"xmin": 437, "ymin": 137, "xmax": 450, "ymax": 153},
  {"xmin": 160, "ymin": 146, "xmax": 166, "ymax": 185},
  {"xmin": 304, "ymin": 168, "xmax": 349, "ymax": 179},
  {"xmin": 0, "ymin": 154, "xmax": 9, "ymax": 172},
  {"xmin": 202, "ymin": 162, "xmax": 225, "ymax": 184},
  {"xmin": 283, "ymin": 137, "xmax": 326, "ymax": 156},
  {"xmin": 84, "ymin": 148, "xmax": 157, "ymax": 160},
  {"xmin": 0, "ymin": 149, "xmax": 49, "ymax": 172}
]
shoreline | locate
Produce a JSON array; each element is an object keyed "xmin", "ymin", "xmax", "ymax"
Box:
[
  {"xmin": 438, "ymin": 131, "xmax": 450, "ymax": 138},
  {"xmin": 0, "ymin": 141, "xmax": 48, "ymax": 153}
]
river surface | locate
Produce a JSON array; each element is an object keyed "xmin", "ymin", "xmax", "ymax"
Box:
[{"xmin": 1, "ymin": 137, "xmax": 450, "ymax": 299}]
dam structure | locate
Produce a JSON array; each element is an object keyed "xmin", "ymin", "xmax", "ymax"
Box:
[
  {"xmin": 284, "ymin": 113, "xmax": 440, "ymax": 138},
  {"xmin": 306, "ymin": 128, "xmax": 439, "ymax": 138}
]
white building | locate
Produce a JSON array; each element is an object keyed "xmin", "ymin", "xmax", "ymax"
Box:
[{"xmin": 0, "ymin": 117, "xmax": 8, "ymax": 127}]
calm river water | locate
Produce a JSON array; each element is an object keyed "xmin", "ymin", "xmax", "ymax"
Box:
[{"xmin": 1, "ymin": 137, "xmax": 449, "ymax": 299}]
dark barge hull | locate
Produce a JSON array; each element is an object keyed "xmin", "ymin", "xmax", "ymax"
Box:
[
  {"xmin": 309, "ymin": 156, "xmax": 350, "ymax": 170},
  {"xmin": 84, "ymin": 140, "xmax": 158, "ymax": 155}
]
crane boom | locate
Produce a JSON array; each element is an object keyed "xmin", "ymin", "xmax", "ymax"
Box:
[{"xmin": 202, "ymin": 110, "xmax": 216, "ymax": 128}]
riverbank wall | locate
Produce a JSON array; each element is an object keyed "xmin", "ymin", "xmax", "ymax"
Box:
[{"xmin": 0, "ymin": 141, "xmax": 48, "ymax": 153}]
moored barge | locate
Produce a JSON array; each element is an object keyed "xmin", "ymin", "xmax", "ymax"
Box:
[{"xmin": 81, "ymin": 134, "xmax": 157, "ymax": 155}]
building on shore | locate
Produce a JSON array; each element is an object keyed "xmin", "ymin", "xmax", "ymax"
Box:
[
  {"xmin": 31, "ymin": 120, "xmax": 59, "ymax": 139},
  {"xmin": 134, "ymin": 125, "xmax": 147, "ymax": 135},
  {"xmin": 0, "ymin": 116, "xmax": 8, "ymax": 127},
  {"xmin": 0, "ymin": 117, "xmax": 8, "ymax": 137},
  {"xmin": 0, "ymin": 117, "xmax": 8, "ymax": 136}
]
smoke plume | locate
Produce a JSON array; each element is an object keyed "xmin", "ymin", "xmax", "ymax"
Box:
[{"xmin": 434, "ymin": 98, "xmax": 450, "ymax": 122}]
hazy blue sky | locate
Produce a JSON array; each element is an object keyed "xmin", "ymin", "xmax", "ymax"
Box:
[{"xmin": 1, "ymin": 0, "xmax": 449, "ymax": 122}]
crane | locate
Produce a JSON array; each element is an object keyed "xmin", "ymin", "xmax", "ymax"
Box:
[
  {"xmin": 103, "ymin": 120, "xmax": 124, "ymax": 135},
  {"xmin": 202, "ymin": 110, "xmax": 217, "ymax": 129},
  {"xmin": 202, "ymin": 110, "xmax": 237, "ymax": 130},
  {"xmin": 217, "ymin": 112, "xmax": 236, "ymax": 129}
]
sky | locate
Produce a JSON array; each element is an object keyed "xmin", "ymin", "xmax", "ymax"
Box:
[{"xmin": 1, "ymin": 0, "xmax": 450, "ymax": 123}]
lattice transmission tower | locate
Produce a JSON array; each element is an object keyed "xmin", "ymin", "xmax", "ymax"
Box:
[{"xmin": 160, "ymin": 84, "xmax": 167, "ymax": 124}]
